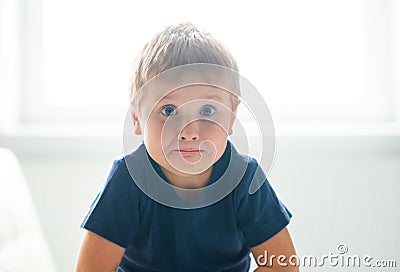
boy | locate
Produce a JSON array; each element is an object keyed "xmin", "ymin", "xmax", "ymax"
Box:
[{"xmin": 76, "ymin": 23, "xmax": 298, "ymax": 271}]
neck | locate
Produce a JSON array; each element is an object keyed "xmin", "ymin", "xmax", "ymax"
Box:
[{"xmin": 160, "ymin": 165, "xmax": 213, "ymax": 202}]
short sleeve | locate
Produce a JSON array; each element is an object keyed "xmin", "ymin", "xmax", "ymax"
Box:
[
  {"xmin": 81, "ymin": 158, "xmax": 142, "ymax": 248},
  {"xmin": 236, "ymin": 158, "xmax": 292, "ymax": 248}
]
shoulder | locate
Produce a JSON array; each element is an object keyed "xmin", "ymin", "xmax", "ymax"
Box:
[
  {"xmin": 229, "ymin": 143, "xmax": 264, "ymax": 191},
  {"xmin": 108, "ymin": 143, "xmax": 148, "ymax": 181},
  {"xmin": 99, "ymin": 144, "xmax": 150, "ymax": 197},
  {"xmin": 229, "ymin": 141, "xmax": 260, "ymax": 168},
  {"xmin": 101, "ymin": 157, "xmax": 132, "ymax": 189}
]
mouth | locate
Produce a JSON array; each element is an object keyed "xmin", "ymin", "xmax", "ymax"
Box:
[{"xmin": 173, "ymin": 149, "xmax": 204, "ymax": 154}]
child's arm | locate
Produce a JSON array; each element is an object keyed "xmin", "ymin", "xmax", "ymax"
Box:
[
  {"xmin": 75, "ymin": 230, "xmax": 125, "ymax": 272},
  {"xmin": 250, "ymin": 227, "xmax": 299, "ymax": 272}
]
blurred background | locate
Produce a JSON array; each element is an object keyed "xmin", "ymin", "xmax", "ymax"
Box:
[{"xmin": 0, "ymin": 0, "xmax": 399, "ymax": 271}]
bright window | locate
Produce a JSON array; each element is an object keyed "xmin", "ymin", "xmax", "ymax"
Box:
[{"xmin": 8, "ymin": 0, "xmax": 400, "ymax": 124}]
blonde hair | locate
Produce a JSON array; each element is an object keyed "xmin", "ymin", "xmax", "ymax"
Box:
[{"xmin": 130, "ymin": 23, "xmax": 240, "ymax": 107}]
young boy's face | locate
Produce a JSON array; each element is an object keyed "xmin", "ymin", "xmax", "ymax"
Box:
[{"xmin": 133, "ymin": 85, "xmax": 237, "ymax": 181}]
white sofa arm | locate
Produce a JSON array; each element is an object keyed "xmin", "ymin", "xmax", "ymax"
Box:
[{"xmin": 0, "ymin": 148, "xmax": 57, "ymax": 272}]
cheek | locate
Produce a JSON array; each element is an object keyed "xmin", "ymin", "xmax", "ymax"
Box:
[
  {"xmin": 143, "ymin": 119, "xmax": 162, "ymax": 142},
  {"xmin": 144, "ymin": 117, "xmax": 176, "ymax": 144},
  {"xmin": 202, "ymin": 122, "xmax": 229, "ymax": 137},
  {"xmin": 202, "ymin": 123, "xmax": 228, "ymax": 148}
]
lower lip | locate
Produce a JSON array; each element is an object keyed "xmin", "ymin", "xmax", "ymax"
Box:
[{"xmin": 176, "ymin": 150, "xmax": 203, "ymax": 154}]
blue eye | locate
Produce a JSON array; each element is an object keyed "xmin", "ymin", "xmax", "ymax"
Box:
[
  {"xmin": 200, "ymin": 105, "xmax": 216, "ymax": 116},
  {"xmin": 161, "ymin": 105, "xmax": 177, "ymax": 116}
]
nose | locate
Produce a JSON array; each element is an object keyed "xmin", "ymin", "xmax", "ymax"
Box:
[{"xmin": 179, "ymin": 121, "xmax": 200, "ymax": 141}]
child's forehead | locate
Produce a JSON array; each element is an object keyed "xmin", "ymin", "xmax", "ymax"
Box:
[{"xmin": 137, "ymin": 65, "xmax": 239, "ymax": 101}]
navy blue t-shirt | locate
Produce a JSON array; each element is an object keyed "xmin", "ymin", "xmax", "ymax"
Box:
[{"xmin": 81, "ymin": 141, "xmax": 292, "ymax": 271}]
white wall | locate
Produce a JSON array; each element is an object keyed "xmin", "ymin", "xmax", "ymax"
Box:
[{"xmin": 3, "ymin": 130, "xmax": 399, "ymax": 272}]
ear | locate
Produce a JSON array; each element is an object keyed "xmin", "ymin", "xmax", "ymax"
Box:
[
  {"xmin": 130, "ymin": 108, "xmax": 142, "ymax": 135},
  {"xmin": 228, "ymin": 101, "xmax": 239, "ymax": 136},
  {"xmin": 228, "ymin": 114, "xmax": 236, "ymax": 135}
]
